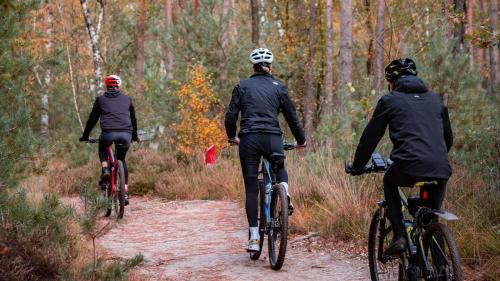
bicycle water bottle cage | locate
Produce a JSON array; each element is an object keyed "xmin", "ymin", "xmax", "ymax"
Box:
[
  {"xmin": 371, "ymin": 153, "xmax": 386, "ymax": 171},
  {"xmin": 269, "ymin": 153, "xmax": 286, "ymax": 167}
]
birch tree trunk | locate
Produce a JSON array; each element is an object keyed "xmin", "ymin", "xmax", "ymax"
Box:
[
  {"xmin": 304, "ymin": 0, "xmax": 317, "ymax": 140},
  {"xmin": 251, "ymin": 0, "xmax": 260, "ymax": 47},
  {"xmin": 164, "ymin": 0, "xmax": 174, "ymax": 80},
  {"xmin": 489, "ymin": 0, "xmax": 499, "ymax": 95},
  {"xmin": 80, "ymin": 0, "xmax": 104, "ymax": 95},
  {"xmin": 135, "ymin": 0, "xmax": 146, "ymax": 97},
  {"xmin": 373, "ymin": 0, "xmax": 385, "ymax": 93},
  {"xmin": 338, "ymin": 0, "xmax": 353, "ymax": 113},
  {"xmin": 40, "ymin": 3, "xmax": 53, "ymax": 138},
  {"xmin": 322, "ymin": 0, "xmax": 334, "ymax": 118}
]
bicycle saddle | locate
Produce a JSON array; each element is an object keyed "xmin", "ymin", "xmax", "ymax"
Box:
[
  {"xmin": 414, "ymin": 180, "xmax": 439, "ymax": 188},
  {"xmin": 268, "ymin": 152, "xmax": 286, "ymax": 166}
]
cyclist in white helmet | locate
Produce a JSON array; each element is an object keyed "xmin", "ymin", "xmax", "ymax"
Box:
[{"xmin": 225, "ymin": 48, "xmax": 306, "ymax": 252}]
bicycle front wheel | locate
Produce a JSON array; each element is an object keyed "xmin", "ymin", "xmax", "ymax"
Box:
[
  {"xmin": 114, "ymin": 160, "xmax": 126, "ymax": 219},
  {"xmin": 368, "ymin": 208, "xmax": 401, "ymax": 281},
  {"xmin": 268, "ymin": 183, "xmax": 288, "ymax": 270},
  {"xmin": 249, "ymin": 181, "xmax": 265, "ymax": 260},
  {"xmin": 422, "ymin": 223, "xmax": 462, "ymax": 281}
]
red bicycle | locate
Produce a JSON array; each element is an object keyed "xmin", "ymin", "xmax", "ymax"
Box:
[{"xmin": 86, "ymin": 139, "xmax": 126, "ymax": 219}]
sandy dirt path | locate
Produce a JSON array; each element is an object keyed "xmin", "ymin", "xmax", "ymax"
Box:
[{"xmin": 69, "ymin": 197, "xmax": 370, "ymax": 281}]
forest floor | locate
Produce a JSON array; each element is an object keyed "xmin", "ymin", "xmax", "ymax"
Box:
[{"xmin": 64, "ymin": 197, "xmax": 370, "ymax": 281}]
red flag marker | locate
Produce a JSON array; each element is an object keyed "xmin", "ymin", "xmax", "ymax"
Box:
[{"xmin": 205, "ymin": 145, "xmax": 216, "ymax": 165}]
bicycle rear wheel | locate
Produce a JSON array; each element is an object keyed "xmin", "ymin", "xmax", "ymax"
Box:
[
  {"xmin": 114, "ymin": 160, "xmax": 126, "ymax": 219},
  {"xmin": 368, "ymin": 208, "xmax": 402, "ymax": 281},
  {"xmin": 268, "ymin": 183, "xmax": 288, "ymax": 270},
  {"xmin": 249, "ymin": 181, "xmax": 265, "ymax": 260},
  {"xmin": 422, "ymin": 223, "xmax": 462, "ymax": 281}
]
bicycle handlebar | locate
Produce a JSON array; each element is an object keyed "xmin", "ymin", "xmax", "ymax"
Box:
[{"xmin": 345, "ymin": 152, "xmax": 390, "ymax": 175}]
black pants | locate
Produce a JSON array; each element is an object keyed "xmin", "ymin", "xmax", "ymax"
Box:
[
  {"xmin": 99, "ymin": 131, "xmax": 131, "ymax": 184},
  {"xmin": 239, "ymin": 133, "xmax": 287, "ymax": 227},
  {"xmin": 383, "ymin": 164, "xmax": 447, "ymax": 238}
]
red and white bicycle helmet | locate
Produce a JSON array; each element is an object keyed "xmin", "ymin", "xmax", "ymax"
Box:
[
  {"xmin": 249, "ymin": 48, "xmax": 274, "ymax": 65},
  {"xmin": 104, "ymin": 75, "xmax": 122, "ymax": 88}
]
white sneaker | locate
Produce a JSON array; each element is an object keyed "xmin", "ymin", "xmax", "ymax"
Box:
[{"xmin": 246, "ymin": 239, "xmax": 260, "ymax": 252}]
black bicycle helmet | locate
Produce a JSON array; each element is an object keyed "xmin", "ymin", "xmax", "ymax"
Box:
[{"xmin": 385, "ymin": 58, "xmax": 417, "ymax": 81}]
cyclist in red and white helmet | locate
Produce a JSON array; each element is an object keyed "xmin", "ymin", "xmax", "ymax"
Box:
[{"xmin": 80, "ymin": 75, "xmax": 139, "ymax": 205}]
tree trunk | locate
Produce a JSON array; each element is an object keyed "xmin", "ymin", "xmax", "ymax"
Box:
[
  {"xmin": 304, "ymin": 0, "xmax": 317, "ymax": 140},
  {"xmin": 219, "ymin": 0, "xmax": 231, "ymax": 86},
  {"xmin": 363, "ymin": 0, "xmax": 374, "ymax": 75},
  {"xmin": 56, "ymin": 2, "xmax": 84, "ymax": 131},
  {"xmin": 452, "ymin": 0, "xmax": 466, "ymax": 55},
  {"xmin": 164, "ymin": 0, "xmax": 174, "ymax": 80},
  {"xmin": 229, "ymin": 0, "xmax": 237, "ymax": 45},
  {"xmin": 194, "ymin": 0, "xmax": 199, "ymax": 17},
  {"xmin": 135, "ymin": 0, "xmax": 146, "ymax": 97},
  {"xmin": 489, "ymin": 0, "xmax": 499, "ymax": 95},
  {"xmin": 373, "ymin": 0, "xmax": 385, "ymax": 93},
  {"xmin": 80, "ymin": 0, "xmax": 104, "ymax": 95},
  {"xmin": 322, "ymin": 0, "xmax": 334, "ymax": 118},
  {"xmin": 338, "ymin": 0, "xmax": 353, "ymax": 113},
  {"xmin": 251, "ymin": 0, "xmax": 260, "ymax": 46},
  {"xmin": 466, "ymin": 0, "xmax": 474, "ymax": 68},
  {"xmin": 40, "ymin": 3, "xmax": 53, "ymax": 138}
]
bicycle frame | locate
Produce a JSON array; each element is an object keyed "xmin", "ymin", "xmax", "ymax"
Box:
[
  {"xmin": 259, "ymin": 159, "xmax": 276, "ymax": 230},
  {"xmin": 106, "ymin": 145, "xmax": 118, "ymax": 193}
]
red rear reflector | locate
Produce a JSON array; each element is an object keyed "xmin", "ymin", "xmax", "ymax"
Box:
[{"xmin": 422, "ymin": 191, "xmax": 428, "ymax": 200}]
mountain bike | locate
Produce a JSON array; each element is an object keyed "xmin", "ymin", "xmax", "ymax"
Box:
[
  {"xmin": 247, "ymin": 143, "xmax": 296, "ymax": 270},
  {"xmin": 85, "ymin": 139, "xmax": 126, "ymax": 219},
  {"xmin": 345, "ymin": 153, "xmax": 463, "ymax": 281}
]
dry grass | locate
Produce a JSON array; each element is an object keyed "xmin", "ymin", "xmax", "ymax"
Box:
[{"xmin": 31, "ymin": 148, "xmax": 499, "ymax": 280}]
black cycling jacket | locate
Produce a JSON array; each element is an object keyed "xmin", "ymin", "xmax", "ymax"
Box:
[
  {"xmin": 352, "ymin": 75, "xmax": 453, "ymax": 179},
  {"xmin": 225, "ymin": 72, "xmax": 306, "ymax": 145},
  {"xmin": 82, "ymin": 90, "xmax": 138, "ymax": 140}
]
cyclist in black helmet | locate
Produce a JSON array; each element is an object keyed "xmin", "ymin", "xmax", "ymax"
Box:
[
  {"xmin": 225, "ymin": 48, "xmax": 306, "ymax": 252},
  {"xmin": 347, "ymin": 58, "xmax": 453, "ymax": 254}
]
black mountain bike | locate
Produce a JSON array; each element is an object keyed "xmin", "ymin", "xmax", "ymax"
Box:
[
  {"xmin": 248, "ymin": 143, "xmax": 296, "ymax": 270},
  {"xmin": 346, "ymin": 153, "xmax": 463, "ymax": 281}
]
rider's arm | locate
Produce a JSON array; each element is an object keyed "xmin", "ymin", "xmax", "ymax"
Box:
[
  {"xmin": 81, "ymin": 98, "xmax": 101, "ymax": 139},
  {"xmin": 280, "ymin": 87, "xmax": 306, "ymax": 145},
  {"xmin": 130, "ymin": 100, "xmax": 138, "ymax": 141},
  {"xmin": 224, "ymin": 85, "xmax": 241, "ymax": 139},
  {"xmin": 352, "ymin": 97, "xmax": 389, "ymax": 171},
  {"xmin": 442, "ymin": 106, "xmax": 453, "ymax": 152}
]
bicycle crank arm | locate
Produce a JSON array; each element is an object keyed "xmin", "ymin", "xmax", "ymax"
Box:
[{"xmin": 432, "ymin": 210, "xmax": 459, "ymax": 221}]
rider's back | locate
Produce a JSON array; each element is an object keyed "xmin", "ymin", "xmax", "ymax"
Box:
[
  {"xmin": 96, "ymin": 91, "xmax": 133, "ymax": 132},
  {"xmin": 237, "ymin": 73, "xmax": 284, "ymax": 135},
  {"xmin": 382, "ymin": 76, "xmax": 451, "ymax": 179}
]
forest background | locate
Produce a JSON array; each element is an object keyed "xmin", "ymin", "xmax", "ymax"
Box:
[{"xmin": 0, "ymin": 0, "xmax": 498, "ymax": 280}]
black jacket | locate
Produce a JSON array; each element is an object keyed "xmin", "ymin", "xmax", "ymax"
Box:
[
  {"xmin": 225, "ymin": 72, "xmax": 306, "ymax": 144},
  {"xmin": 82, "ymin": 90, "xmax": 138, "ymax": 139},
  {"xmin": 352, "ymin": 75, "xmax": 453, "ymax": 179}
]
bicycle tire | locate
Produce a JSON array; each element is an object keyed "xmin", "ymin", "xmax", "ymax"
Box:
[
  {"xmin": 104, "ymin": 183, "xmax": 112, "ymax": 217},
  {"xmin": 249, "ymin": 181, "xmax": 265, "ymax": 260},
  {"xmin": 368, "ymin": 208, "xmax": 401, "ymax": 281},
  {"xmin": 422, "ymin": 223, "xmax": 462, "ymax": 281},
  {"xmin": 268, "ymin": 183, "xmax": 288, "ymax": 270},
  {"xmin": 115, "ymin": 160, "xmax": 126, "ymax": 219}
]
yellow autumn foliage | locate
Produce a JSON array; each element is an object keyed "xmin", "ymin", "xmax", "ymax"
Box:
[{"xmin": 171, "ymin": 65, "xmax": 226, "ymax": 157}]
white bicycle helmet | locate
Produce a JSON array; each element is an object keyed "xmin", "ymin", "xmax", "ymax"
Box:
[{"xmin": 249, "ymin": 48, "xmax": 274, "ymax": 65}]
